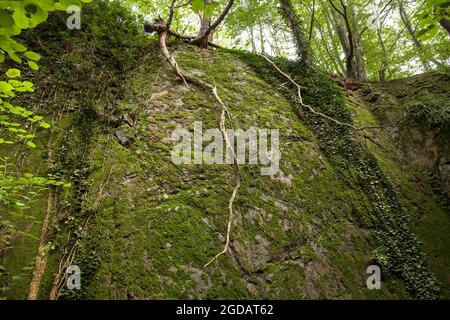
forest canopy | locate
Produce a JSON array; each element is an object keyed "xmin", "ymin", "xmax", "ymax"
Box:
[{"xmin": 131, "ymin": 0, "xmax": 450, "ymax": 80}]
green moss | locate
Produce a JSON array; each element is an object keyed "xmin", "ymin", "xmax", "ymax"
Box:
[
  {"xmin": 2, "ymin": 7, "xmax": 449, "ymax": 299},
  {"xmin": 235, "ymin": 50, "xmax": 443, "ymax": 299}
]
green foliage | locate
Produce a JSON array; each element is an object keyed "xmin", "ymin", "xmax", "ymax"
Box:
[
  {"xmin": 0, "ymin": 0, "xmax": 89, "ymax": 268},
  {"xmin": 0, "ymin": 157, "xmax": 71, "ymax": 247},
  {"xmin": 407, "ymin": 95, "xmax": 450, "ymax": 125},
  {"xmin": 0, "ymin": 69, "xmax": 51, "ymax": 146},
  {"xmin": 0, "ymin": 0, "xmax": 151, "ymax": 298},
  {"xmin": 417, "ymin": 0, "xmax": 450, "ymax": 39},
  {"xmin": 191, "ymin": 0, "xmax": 220, "ymax": 18},
  {"xmin": 0, "ymin": 0, "xmax": 92, "ymax": 65}
]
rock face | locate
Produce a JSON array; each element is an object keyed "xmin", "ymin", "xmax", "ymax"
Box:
[
  {"xmin": 115, "ymin": 130, "xmax": 133, "ymax": 147},
  {"xmin": 360, "ymin": 73, "xmax": 450, "ymax": 199},
  {"xmin": 1, "ymin": 29, "xmax": 449, "ymax": 299}
]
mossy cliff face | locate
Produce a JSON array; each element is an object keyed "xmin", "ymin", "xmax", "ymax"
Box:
[
  {"xmin": 1, "ymin": 4, "xmax": 449, "ymax": 300},
  {"xmin": 360, "ymin": 73, "xmax": 450, "ymax": 202},
  {"xmin": 50, "ymin": 46, "xmax": 392, "ymax": 300}
]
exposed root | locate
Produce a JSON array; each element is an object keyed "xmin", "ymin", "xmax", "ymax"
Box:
[
  {"xmin": 48, "ymin": 213, "xmax": 91, "ymax": 300},
  {"xmin": 203, "ymin": 88, "xmax": 241, "ymax": 269},
  {"xmin": 49, "ymin": 237, "xmax": 80, "ymax": 300},
  {"xmin": 27, "ymin": 139, "xmax": 55, "ymax": 300},
  {"xmin": 156, "ymin": 22, "xmax": 241, "ymax": 268},
  {"xmin": 49, "ymin": 156, "xmax": 113, "ymax": 299},
  {"xmin": 261, "ymin": 55, "xmax": 382, "ymax": 132}
]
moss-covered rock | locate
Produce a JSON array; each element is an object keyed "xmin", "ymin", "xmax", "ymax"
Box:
[{"xmin": 1, "ymin": 2, "xmax": 449, "ymax": 300}]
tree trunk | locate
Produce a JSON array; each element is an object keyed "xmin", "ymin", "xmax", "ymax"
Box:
[
  {"xmin": 192, "ymin": 0, "xmax": 235, "ymax": 48},
  {"xmin": 249, "ymin": 27, "xmax": 257, "ymax": 52},
  {"xmin": 259, "ymin": 23, "xmax": 266, "ymax": 54},
  {"xmin": 317, "ymin": 18, "xmax": 343, "ymax": 75},
  {"xmin": 377, "ymin": 28, "xmax": 388, "ymax": 81},
  {"xmin": 440, "ymin": 18, "xmax": 450, "ymax": 36},
  {"xmin": 198, "ymin": 14, "xmax": 211, "ymax": 37},
  {"xmin": 270, "ymin": 29, "xmax": 281, "ymax": 56},
  {"xmin": 323, "ymin": 7, "xmax": 346, "ymax": 74},
  {"xmin": 399, "ymin": 4, "xmax": 431, "ymax": 71},
  {"xmin": 351, "ymin": 8, "xmax": 367, "ymax": 80},
  {"xmin": 279, "ymin": 0, "xmax": 312, "ymax": 65},
  {"xmin": 328, "ymin": 5, "xmax": 357, "ymax": 79}
]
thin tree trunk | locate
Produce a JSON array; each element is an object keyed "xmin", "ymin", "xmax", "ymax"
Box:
[
  {"xmin": 328, "ymin": 1, "xmax": 357, "ymax": 78},
  {"xmin": 263, "ymin": 31, "xmax": 277, "ymax": 56},
  {"xmin": 377, "ymin": 28, "xmax": 388, "ymax": 81},
  {"xmin": 279, "ymin": 0, "xmax": 312, "ymax": 65},
  {"xmin": 399, "ymin": 3, "xmax": 431, "ymax": 71},
  {"xmin": 351, "ymin": 8, "xmax": 367, "ymax": 80},
  {"xmin": 323, "ymin": 7, "xmax": 346, "ymax": 74},
  {"xmin": 259, "ymin": 23, "xmax": 265, "ymax": 54},
  {"xmin": 270, "ymin": 29, "xmax": 281, "ymax": 56},
  {"xmin": 317, "ymin": 19, "xmax": 343, "ymax": 75},
  {"xmin": 249, "ymin": 27, "xmax": 257, "ymax": 52},
  {"xmin": 309, "ymin": 0, "xmax": 316, "ymax": 42}
]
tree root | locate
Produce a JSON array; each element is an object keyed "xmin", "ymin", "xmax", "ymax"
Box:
[
  {"xmin": 26, "ymin": 138, "xmax": 55, "ymax": 300},
  {"xmin": 261, "ymin": 55, "xmax": 382, "ymax": 132},
  {"xmin": 156, "ymin": 23, "xmax": 241, "ymax": 269},
  {"xmin": 145, "ymin": 24, "xmax": 223, "ymax": 49},
  {"xmin": 49, "ymin": 161, "xmax": 113, "ymax": 299},
  {"xmin": 204, "ymin": 88, "xmax": 241, "ymax": 269}
]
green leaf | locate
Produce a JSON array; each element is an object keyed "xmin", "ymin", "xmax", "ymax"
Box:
[
  {"xmin": 12, "ymin": 6, "xmax": 29, "ymax": 29},
  {"xmin": 8, "ymin": 79, "xmax": 23, "ymax": 87},
  {"xmin": 39, "ymin": 122, "xmax": 51, "ymax": 129},
  {"xmin": 6, "ymin": 68, "xmax": 21, "ymax": 78},
  {"xmin": 7, "ymin": 51, "xmax": 22, "ymax": 63},
  {"xmin": 22, "ymin": 81, "xmax": 34, "ymax": 89},
  {"xmin": 204, "ymin": 2, "xmax": 219, "ymax": 19},
  {"xmin": 30, "ymin": 115, "xmax": 43, "ymax": 122},
  {"xmin": 0, "ymin": 81, "xmax": 14, "ymax": 93},
  {"xmin": 24, "ymin": 51, "xmax": 41, "ymax": 61},
  {"xmin": 28, "ymin": 60, "xmax": 39, "ymax": 71},
  {"xmin": 191, "ymin": 0, "xmax": 204, "ymax": 13},
  {"xmin": 54, "ymin": 0, "xmax": 82, "ymax": 11},
  {"xmin": 27, "ymin": 141, "xmax": 36, "ymax": 148}
]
